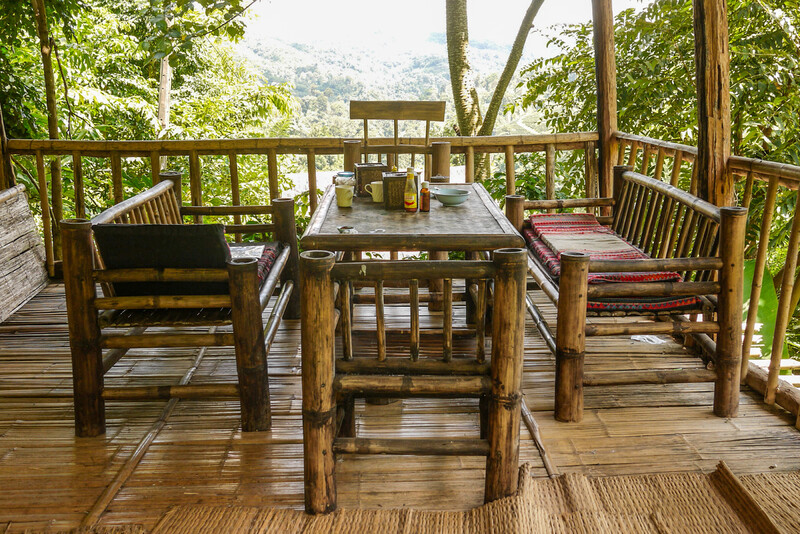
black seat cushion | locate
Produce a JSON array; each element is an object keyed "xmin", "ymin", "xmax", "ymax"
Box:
[{"xmin": 93, "ymin": 223, "xmax": 231, "ymax": 296}]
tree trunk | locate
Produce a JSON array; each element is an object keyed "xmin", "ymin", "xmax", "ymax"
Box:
[
  {"xmin": 446, "ymin": 0, "xmax": 482, "ymax": 137},
  {"xmin": 31, "ymin": 0, "xmax": 63, "ymax": 258}
]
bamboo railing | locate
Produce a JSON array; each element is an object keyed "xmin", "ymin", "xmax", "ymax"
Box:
[
  {"xmin": 614, "ymin": 131, "xmax": 800, "ymax": 427},
  {"xmin": 5, "ymin": 133, "xmax": 598, "ymax": 275}
]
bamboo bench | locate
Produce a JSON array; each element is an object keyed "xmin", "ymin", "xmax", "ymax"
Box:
[
  {"xmin": 505, "ymin": 165, "xmax": 747, "ymax": 423},
  {"xmin": 299, "ymin": 248, "xmax": 527, "ymax": 514},
  {"xmin": 61, "ymin": 179, "xmax": 299, "ymax": 437}
]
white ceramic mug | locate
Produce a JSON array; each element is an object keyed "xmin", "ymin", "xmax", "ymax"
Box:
[
  {"xmin": 365, "ymin": 181, "xmax": 383, "ymax": 203},
  {"xmin": 335, "ymin": 185, "xmax": 354, "ymax": 208}
]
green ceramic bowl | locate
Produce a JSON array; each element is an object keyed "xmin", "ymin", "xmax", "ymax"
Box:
[{"xmin": 432, "ymin": 187, "xmax": 470, "ymax": 206}]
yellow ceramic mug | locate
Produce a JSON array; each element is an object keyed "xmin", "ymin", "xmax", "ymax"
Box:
[
  {"xmin": 365, "ymin": 181, "xmax": 383, "ymax": 203},
  {"xmin": 335, "ymin": 185, "xmax": 354, "ymax": 207}
]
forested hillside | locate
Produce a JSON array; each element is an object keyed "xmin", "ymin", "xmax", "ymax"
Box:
[{"xmin": 240, "ymin": 33, "xmax": 543, "ymax": 139}]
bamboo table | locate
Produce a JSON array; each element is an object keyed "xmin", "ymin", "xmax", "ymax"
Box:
[{"xmin": 300, "ymin": 183, "xmax": 524, "ymax": 252}]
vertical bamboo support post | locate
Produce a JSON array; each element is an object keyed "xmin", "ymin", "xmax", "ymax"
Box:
[
  {"xmin": 410, "ymin": 279, "xmax": 420, "ymax": 361},
  {"xmin": 742, "ymin": 176, "xmax": 778, "ymax": 382},
  {"xmin": 228, "ymin": 258, "xmax": 271, "ymax": 431},
  {"xmin": 443, "ymin": 278, "xmax": 453, "ymax": 362},
  {"xmin": 189, "ymin": 150, "xmax": 202, "ymax": 223},
  {"xmin": 476, "ymin": 279, "xmax": 487, "ymax": 363},
  {"xmin": 670, "ymin": 151, "xmax": 684, "ymax": 186},
  {"xmin": 150, "ymin": 150, "xmax": 160, "ymax": 186},
  {"xmin": 545, "ymin": 144, "xmax": 556, "ymax": 212},
  {"xmin": 485, "ymin": 248, "xmax": 526, "ymax": 503},
  {"xmin": 341, "ymin": 280, "xmax": 353, "ymax": 361},
  {"xmin": 611, "ymin": 165, "xmax": 630, "ymax": 230},
  {"xmin": 375, "ymin": 280, "xmax": 386, "ymax": 361},
  {"xmin": 465, "ymin": 147, "xmax": 475, "ymax": 183},
  {"xmin": 505, "ymin": 195, "xmax": 525, "ymax": 234},
  {"xmin": 111, "ymin": 151, "xmax": 123, "ymax": 205},
  {"xmin": 73, "ymin": 152, "xmax": 85, "ymax": 219},
  {"xmin": 35, "ymin": 150, "xmax": 55, "ymax": 276},
  {"xmin": 584, "ymin": 141, "xmax": 598, "ymax": 212},
  {"xmin": 428, "ymin": 251, "xmax": 447, "ymax": 311},
  {"xmin": 300, "ymin": 250, "xmax": 337, "ymax": 515},
  {"xmin": 273, "ymin": 198, "xmax": 301, "ymax": 319},
  {"xmin": 741, "ymin": 171, "xmax": 755, "ymax": 209},
  {"xmin": 229, "ymin": 150, "xmax": 242, "ymax": 242},
  {"xmin": 343, "ymin": 140, "xmax": 361, "ymax": 173},
  {"xmin": 654, "ymin": 149, "xmax": 666, "ymax": 182},
  {"xmin": 61, "ymin": 219, "xmax": 104, "ymax": 437},
  {"xmin": 431, "ymin": 142, "xmax": 451, "ymax": 178},
  {"xmin": 554, "ymin": 252, "xmax": 589, "ymax": 423},
  {"xmin": 714, "ymin": 207, "xmax": 746, "ymax": 417},
  {"xmin": 0, "ymin": 105, "xmax": 13, "ymax": 189},
  {"xmin": 693, "ymin": 0, "xmax": 732, "ymax": 206},
  {"xmin": 266, "ymin": 148, "xmax": 280, "ymax": 201},
  {"xmin": 593, "ymin": 0, "xmax": 618, "ymax": 208},
  {"xmin": 766, "ymin": 198, "xmax": 800, "ymax": 404},
  {"xmin": 505, "ymin": 145, "xmax": 516, "ymax": 196},
  {"xmin": 307, "ymin": 149, "xmax": 318, "ymax": 214}
]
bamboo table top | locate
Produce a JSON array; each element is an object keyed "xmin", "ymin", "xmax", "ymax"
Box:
[{"xmin": 300, "ymin": 183, "xmax": 524, "ymax": 252}]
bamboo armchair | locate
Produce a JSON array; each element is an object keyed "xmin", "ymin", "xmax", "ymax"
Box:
[
  {"xmin": 61, "ymin": 179, "xmax": 300, "ymax": 437},
  {"xmin": 505, "ymin": 165, "xmax": 747, "ymax": 423},
  {"xmin": 299, "ymin": 248, "xmax": 527, "ymax": 514}
]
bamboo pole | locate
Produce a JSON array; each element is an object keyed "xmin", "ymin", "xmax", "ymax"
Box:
[
  {"xmin": 766, "ymin": 197, "xmax": 800, "ymax": 404},
  {"xmin": 150, "ymin": 150, "xmax": 160, "ymax": 185},
  {"xmin": 554, "ymin": 252, "xmax": 589, "ymax": 423},
  {"xmin": 61, "ymin": 219, "xmax": 104, "ymax": 437},
  {"xmin": 267, "ymin": 148, "xmax": 279, "ymax": 201},
  {"xmin": 0, "ymin": 105, "xmax": 13, "ymax": 189},
  {"xmin": 484, "ymin": 248, "xmax": 526, "ymax": 503},
  {"xmin": 742, "ymin": 176, "xmax": 778, "ymax": 382},
  {"xmin": 505, "ymin": 195, "xmax": 525, "ymax": 234},
  {"xmin": 111, "ymin": 152, "xmax": 123, "ymax": 204},
  {"xmin": 443, "ymin": 278, "xmax": 453, "ymax": 362},
  {"xmin": 466, "ymin": 146, "xmax": 475, "ymax": 183},
  {"xmin": 505, "ymin": 145, "xmax": 516, "ymax": 196},
  {"xmin": 189, "ymin": 150, "xmax": 201, "ymax": 222},
  {"xmin": 592, "ymin": 0, "xmax": 618, "ymax": 206},
  {"xmin": 300, "ymin": 250, "xmax": 337, "ymax": 514},
  {"xmin": 410, "ymin": 278, "xmax": 419, "ymax": 360},
  {"xmin": 714, "ymin": 207, "xmax": 746, "ymax": 417},
  {"xmin": 334, "ymin": 438, "xmax": 489, "ymax": 456},
  {"xmin": 228, "ymin": 150, "xmax": 242, "ymax": 242},
  {"xmin": 36, "ymin": 150, "xmax": 55, "ymax": 276},
  {"xmin": 228, "ymin": 258, "xmax": 271, "ymax": 431},
  {"xmin": 273, "ymin": 198, "xmax": 301, "ymax": 319},
  {"xmin": 375, "ymin": 280, "xmax": 386, "ymax": 361},
  {"xmin": 343, "ymin": 140, "xmax": 361, "ymax": 173},
  {"xmin": 545, "ymin": 144, "xmax": 556, "ymax": 212},
  {"xmin": 308, "ymin": 149, "xmax": 318, "ymax": 214},
  {"xmin": 431, "ymin": 142, "xmax": 451, "ymax": 178},
  {"xmin": 72, "ymin": 152, "xmax": 85, "ymax": 219}
]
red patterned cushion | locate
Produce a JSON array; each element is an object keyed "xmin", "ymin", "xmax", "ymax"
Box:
[
  {"xmin": 256, "ymin": 244, "xmax": 281, "ymax": 284},
  {"xmin": 523, "ymin": 214, "xmax": 702, "ymax": 312}
]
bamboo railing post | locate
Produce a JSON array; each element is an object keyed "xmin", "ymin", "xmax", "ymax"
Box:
[
  {"xmin": 343, "ymin": 140, "xmax": 361, "ymax": 173},
  {"xmin": 150, "ymin": 150, "xmax": 160, "ymax": 186},
  {"xmin": 505, "ymin": 145, "xmax": 516, "ymax": 196},
  {"xmin": 61, "ymin": 219, "xmax": 104, "ymax": 437},
  {"xmin": 466, "ymin": 146, "xmax": 475, "ymax": 183},
  {"xmin": 307, "ymin": 149, "xmax": 318, "ymax": 214},
  {"xmin": 431, "ymin": 142, "xmax": 451, "ymax": 178},
  {"xmin": 267, "ymin": 148, "xmax": 279, "ymax": 201},
  {"xmin": 300, "ymin": 250, "xmax": 337, "ymax": 515},
  {"xmin": 0, "ymin": 105, "xmax": 14, "ymax": 190},
  {"xmin": 72, "ymin": 152, "xmax": 85, "ymax": 219},
  {"xmin": 485, "ymin": 248, "xmax": 526, "ymax": 503},
  {"xmin": 228, "ymin": 150, "xmax": 242, "ymax": 242},
  {"xmin": 545, "ymin": 144, "xmax": 556, "ymax": 212},
  {"xmin": 714, "ymin": 207, "xmax": 746, "ymax": 417},
  {"xmin": 443, "ymin": 278, "xmax": 453, "ymax": 362},
  {"xmin": 766, "ymin": 197, "xmax": 800, "ymax": 404},
  {"xmin": 273, "ymin": 198, "xmax": 301, "ymax": 319},
  {"xmin": 410, "ymin": 279, "xmax": 420, "ymax": 360},
  {"xmin": 554, "ymin": 252, "xmax": 589, "ymax": 423},
  {"xmin": 505, "ymin": 195, "xmax": 525, "ymax": 234},
  {"xmin": 427, "ymin": 251, "xmax": 447, "ymax": 311},
  {"xmin": 228, "ymin": 258, "xmax": 271, "ymax": 431},
  {"xmin": 189, "ymin": 150, "xmax": 202, "ymax": 222},
  {"xmin": 36, "ymin": 150, "xmax": 55, "ymax": 276},
  {"xmin": 742, "ymin": 176, "xmax": 778, "ymax": 382}
]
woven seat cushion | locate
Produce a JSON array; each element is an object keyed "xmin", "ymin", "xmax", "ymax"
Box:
[
  {"xmin": 524, "ymin": 213, "xmax": 702, "ymax": 312},
  {"xmin": 229, "ymin": 242, "xmax": 282, "ymax": 285}
]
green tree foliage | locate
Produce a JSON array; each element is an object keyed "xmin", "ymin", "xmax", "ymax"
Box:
[{"xmin": 1, "ymin": 0, "xmax": 295, "ymax": 223}]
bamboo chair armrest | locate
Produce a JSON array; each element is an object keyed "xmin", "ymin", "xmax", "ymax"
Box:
[{"xmin": 258, "ymin": 245, "xmax": 291, "ymax": 311}]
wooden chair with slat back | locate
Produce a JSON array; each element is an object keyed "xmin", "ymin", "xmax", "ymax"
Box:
[
  {"xmin": 349, "ymin": 101, "xmax": 445, "ymax": 173},
  {"xmin": 61, "ymin": 179, "xmax": 300, "ymax": 437}
]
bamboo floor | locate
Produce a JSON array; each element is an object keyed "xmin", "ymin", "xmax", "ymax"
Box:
[{"xmin": 0, "ymin": 285, "xmax": 798, "ymax": 532}]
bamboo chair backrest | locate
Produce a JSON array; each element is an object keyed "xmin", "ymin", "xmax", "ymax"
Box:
[
  {"xmin": 350, "ymin": 101, "xmax": 445, "ymax": 161},
  {"xmin": 91, "ymin": 180, "xmax": 182, "ymax": 225},
  {"xmin": 611, "ymin": 168, "xmax": 722, "ymax": 281},
  {"xmin": 331, "ymin": 259, "xmax": 495, "ymax": 364}
]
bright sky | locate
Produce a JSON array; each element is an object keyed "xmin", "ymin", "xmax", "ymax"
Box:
[{"xmin": 247, "ymin": 0, "xmax": 646, "ymax": 53}]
